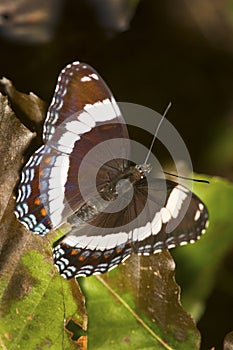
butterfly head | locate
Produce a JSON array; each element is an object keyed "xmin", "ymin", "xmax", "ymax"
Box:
[{"xmin": 136, "ymin": 163, "xmax": 152, "ymax": 178}]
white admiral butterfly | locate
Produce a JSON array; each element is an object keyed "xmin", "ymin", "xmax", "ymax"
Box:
[{"xmin": 15, "ymin": 61, "xmax": 209, "ymax": 279}]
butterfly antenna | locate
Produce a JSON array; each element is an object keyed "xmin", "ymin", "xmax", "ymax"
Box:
[
  {"xmin": 163, "ymin": 171, "xmax": 209, "ymax": 184},
  {"xmin": 143, "ymin": 102, "xmax": 172, "ymax": 165}
]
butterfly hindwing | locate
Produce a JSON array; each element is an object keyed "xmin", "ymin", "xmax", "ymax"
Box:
[{"xmin": 53, "ymin": 179, "xmax": 208, "ymax": 279}]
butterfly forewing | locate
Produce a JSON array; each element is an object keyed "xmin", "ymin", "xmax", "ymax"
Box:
[
  {"xmin": 15, "ymin": 61, "xmax": 129, "ymax": 235},
  {"xmin": 43, "ymin": 62, "xmax": 127, "ymax": 142},
  {"xmin": 15, "ymin": 146, "xmax": 53, "ymax": 235}
]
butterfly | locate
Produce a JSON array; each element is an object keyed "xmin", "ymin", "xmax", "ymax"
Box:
[{"xmin": 15, "ymin": 61, "xmax": 209, "ymax": 279}]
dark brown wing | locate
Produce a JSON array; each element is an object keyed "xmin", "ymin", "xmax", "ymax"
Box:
[
  {"xmin": 15, "ymin": 62, "xmax": 129, "ymax": 235},
  {"xmin": 53, "ymin": 179, "xmax": 208, "ymax": 279}
]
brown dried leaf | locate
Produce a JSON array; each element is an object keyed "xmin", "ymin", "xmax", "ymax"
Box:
[{"xmin": 0, "ymin": 77, "xmax": 47, "ymax": 133}]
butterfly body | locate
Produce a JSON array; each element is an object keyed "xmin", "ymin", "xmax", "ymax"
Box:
[
  {"xmin": 66, "ymin": 163, "xmax": 145, "ymax": 226},
  {"xmin": 15, "ymin": 61, "xmax": 209, "ymax": 279}
]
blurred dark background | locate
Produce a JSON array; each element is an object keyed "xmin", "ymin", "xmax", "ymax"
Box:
[{"xmin": 1, "ymin": 0, "xmax": 233, "ymax": 348}]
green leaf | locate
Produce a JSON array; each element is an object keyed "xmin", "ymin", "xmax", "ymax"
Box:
[
  {"xmin": 173, "ymin": 176, "xmax": 233, "ymax": 319},
  {"xmin": 0, "ymin": 204, "xmax": 87, "ymax": 349},
  {"xmin": 0, "ymin": 198, "xmax": 87, "ymax": 350},
  {"xmin": 80, "ymin": 251, "xmax": 200, "ymax": 350},
  {"xmin": 1, "ymin": 251, "xmax": 82, "ymax": 350}
]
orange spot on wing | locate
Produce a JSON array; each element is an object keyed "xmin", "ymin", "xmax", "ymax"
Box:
[
  {"xmin": 78, "ymin": 255, "xmax": 85, "ymax": 261},
  {"xmin": 40, "ymin": 208, "xmax": 47, "ymax": 217},
  {"xmin": 93, "ymin": 253, "xmax": 100, "ymax": 259},
  {"xmin": 116, "ymin": 248, "xmax": 123, "ymax": 254},
  {"xmin": 34, "ymin": 198, "xmax": 41, "ymax": 205},
  {"xmin": 46, "ymin": 219, "xmax": 52, "ymax": 226},
  {"xmin": 71, "ymin": 249, "xmax": 78, "ymax": 255}
]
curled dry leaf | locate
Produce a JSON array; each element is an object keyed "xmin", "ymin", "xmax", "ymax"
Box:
[{"xmin": 0, "ymin": 77, "xmax": 47, "ymax": 133}]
